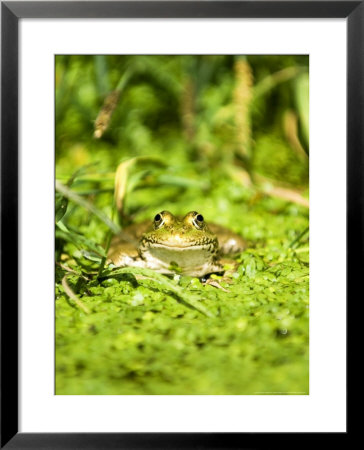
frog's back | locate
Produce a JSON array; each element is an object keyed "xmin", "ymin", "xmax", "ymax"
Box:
[{"xmin": 208, "ymin": 223, "xmax": 246, "ymax": 255}]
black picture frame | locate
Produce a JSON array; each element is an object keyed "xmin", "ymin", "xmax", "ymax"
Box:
[{"xmin": 1, "ymin": 1, "xmax": 357, "ymax": 448}]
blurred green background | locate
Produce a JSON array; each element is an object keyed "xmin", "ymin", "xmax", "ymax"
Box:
[{"xmin": 55, "ymin": 55, "xmax": 309, "ymax": 395}]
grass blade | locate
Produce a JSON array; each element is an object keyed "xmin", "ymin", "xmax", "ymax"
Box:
[
  {"xmin": 55, "ymin": 180, "xmax": 120, "ymax": 234},
  {"xmin": 106, "ymin": 267, "xmax": 215, "ymax": 318}
]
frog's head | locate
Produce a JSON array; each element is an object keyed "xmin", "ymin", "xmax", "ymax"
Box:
[{"xmin": 138, "ymin": 211, "xmax": 221, "ymax": 276}]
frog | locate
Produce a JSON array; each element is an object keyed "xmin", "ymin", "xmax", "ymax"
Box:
[{"xmin": 107, "ymin": 210, "xmax": 245, "ymax": 278}]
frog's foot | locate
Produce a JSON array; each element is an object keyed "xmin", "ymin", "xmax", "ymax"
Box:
[
  {"xmin": 203, "ymin": 277, "xmax": 230, "ymax": 292},
  {"xmin": 106, "ymin": 252, "xmax": 146, "ymax": 269},
  {"xmin": 200, "ymin": 259, "xmax": 239, "ymax": 290},
  {"xmin": 219, "ymin": 259, "xmax": 240, "ymax": 281},
  {"xmin": 200, "ymin": 272, "xmax": 231, "ymax": 291}
]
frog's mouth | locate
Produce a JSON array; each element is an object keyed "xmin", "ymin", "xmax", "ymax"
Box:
[
  {"xmin": 148, "ymin": 242, "xmax": 215, "ymax": 251},
  {"xmin": 139, "ymin": 242, "xmax": 221, "ymax": 276}
]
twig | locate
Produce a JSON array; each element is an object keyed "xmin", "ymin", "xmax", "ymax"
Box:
[
  {"xmin": 61, "ymin": 275, "xmax": 91, "ymax": 315},
  {"xmin": 261, "ymin": 184, "xmax": 309, "ymax": 208},
  {"xmin": 231, "ymin": 168, "xmax": 309, "ymax": 208},
  {"xmin": 56, "ymin": 262, "xmax": 89, "ymax": 281}
]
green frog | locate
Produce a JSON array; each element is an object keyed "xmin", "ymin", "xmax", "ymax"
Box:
[{"xmin": 107, "ymin": 211, "xmax": 245, "ymax": 278}]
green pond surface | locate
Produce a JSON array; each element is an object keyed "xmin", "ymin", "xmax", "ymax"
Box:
[{"xmin": 56, "ymin": 192, "xmax": 309, "ymax": 395}]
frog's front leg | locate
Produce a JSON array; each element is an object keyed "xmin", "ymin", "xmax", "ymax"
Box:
[
  {"xmin": 200, "ymin": 258, "xmax": 239, "ymax": 291},
  {"xmin": 107, "ymin": 242, "xmax": 145, "ymax": 268}
]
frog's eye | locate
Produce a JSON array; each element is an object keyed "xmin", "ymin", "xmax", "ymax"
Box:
[
  {"xmin": 154, "ymin": 213, "xmax": 165, "ymax": 229},
  {"xmin": 192, "ymin": 213, "xmax": 204, "ymax": 229}
]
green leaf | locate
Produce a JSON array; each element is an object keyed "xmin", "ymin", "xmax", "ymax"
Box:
[
  {"xmin": 55, "ymin": 180, "xmax": 120, "ymax": 234},
  {"xmin": 294, "ymin": 72, "xmax": 309, "ymax": 148},
  {"xmin": 55, "ymin": 163, "xmax": 100, "ymax": 223},
  {"xmin": 56, "ymin": 225, "xmax": 106, "ymax": 257},
  {"xmin": 55, "ymin": 194, "xmax": 69, "ymax": 223}
]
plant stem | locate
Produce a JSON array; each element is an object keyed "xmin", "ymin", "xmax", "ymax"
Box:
[{"xmin": 289, "ymin": 227, "xmax": 309, "ymax": 249}]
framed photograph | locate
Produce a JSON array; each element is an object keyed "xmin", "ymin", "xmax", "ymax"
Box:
[{"xmin": 1, "ymin": 1, "xmax": 356, "ymax": 447}]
